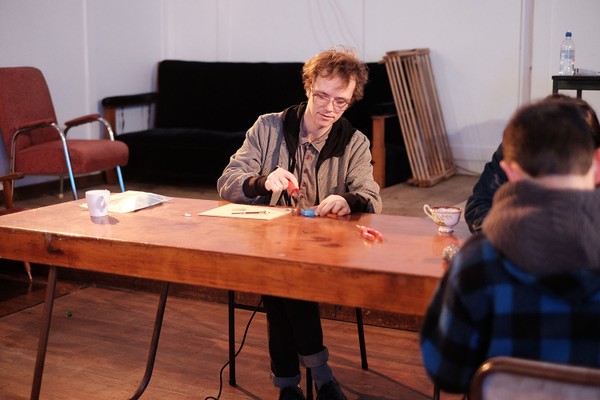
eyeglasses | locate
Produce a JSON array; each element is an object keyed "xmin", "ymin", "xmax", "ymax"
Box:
[{"xmin": 310, "ymin": 88, "xmax": 351, "ymax": 112}]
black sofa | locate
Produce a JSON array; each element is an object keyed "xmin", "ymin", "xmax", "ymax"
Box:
[{"xmin": 101, "ymin": 60, "xmax": 410, "ymax": 186}]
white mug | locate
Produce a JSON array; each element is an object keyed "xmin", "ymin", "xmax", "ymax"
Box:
[{"xmin": 85, "ymin": 190, "xmax": 110, "ymax": 217}]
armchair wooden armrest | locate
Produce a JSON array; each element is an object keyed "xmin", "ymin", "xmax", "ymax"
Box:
[
  {"xmin": 64, "ymin": 113, "xmax": 102, "ymax": 128},
  {"xmin": 16, "ymin": 118, "xmax": 55, "ymax": 132},
  {"xmin": 63, "ymin": 113, "xmax": 116, "ymax": 141}
]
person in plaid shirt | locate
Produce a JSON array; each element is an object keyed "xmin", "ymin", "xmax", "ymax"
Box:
[
  {"xmin": 464, "ymin": 94, "xmax": 600, "ymax": 234},
  {"xmin": 420, "ymin": 95, "xmax": 600, "ymax": 394}
]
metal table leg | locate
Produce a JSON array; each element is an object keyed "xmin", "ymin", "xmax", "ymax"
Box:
[
  {"xmin": 228, "ymin": 290, "xmax": 236, "ymax": 386},
  {"xmin": 30, "ymin": 274, "xmax": 169, "ymax": 399},
  {"xmin": 30, "ymin": 265, "xmax": 58, "ymax": 400},
  {"xmin": 355, "ymin": 307, "xmax": 368, "ymax": 370},
  {"xmin": 129, "ymin": 281, "xmax": 170, "ymax": 400}
]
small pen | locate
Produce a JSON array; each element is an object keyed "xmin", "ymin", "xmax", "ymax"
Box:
[{"xmin": 231, "ymin": 211, "xmax": 268, "ymax": 215}]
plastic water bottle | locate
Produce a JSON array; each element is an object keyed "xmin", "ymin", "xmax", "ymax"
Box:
[{"xmin": 558, "ymin": 31, "xmax": 575, "ymax": 75}]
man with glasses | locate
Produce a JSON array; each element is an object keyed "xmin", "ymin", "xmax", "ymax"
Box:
[{"xmin": 218, "ymin": 48, "xmax": 381, "ymax": 400}]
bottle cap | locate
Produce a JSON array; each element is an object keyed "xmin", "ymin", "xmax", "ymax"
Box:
[{"xmin": 566, "ymin": 31, "xmax": 572, "ymax": 38}]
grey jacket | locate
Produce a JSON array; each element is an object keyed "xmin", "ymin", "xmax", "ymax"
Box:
[{"xmin": 217, "ymin": 106, "xmax": 382, "ymax": 214}]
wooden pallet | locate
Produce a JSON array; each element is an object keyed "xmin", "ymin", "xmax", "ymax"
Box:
[{"xmin": 383, "ymin": 48, "xmax": 456, "ymax": 187}]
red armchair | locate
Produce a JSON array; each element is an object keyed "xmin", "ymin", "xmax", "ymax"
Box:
[{"xmin": 0, "ymin": 67, "xmax": 128, "ymax": 200}]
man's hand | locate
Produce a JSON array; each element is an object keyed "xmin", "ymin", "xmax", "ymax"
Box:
[
  {"xmin": 265, "ymin": 167, "xmax": 299, "ymax": 192},
  {"xmin": 316, "ymin": 195, "xmax": 350, "ymax": 216}
]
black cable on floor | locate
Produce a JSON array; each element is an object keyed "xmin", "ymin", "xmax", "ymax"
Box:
[{"xmin": 204, "ymin": 299, "xmax": 264, "ymax": 400}]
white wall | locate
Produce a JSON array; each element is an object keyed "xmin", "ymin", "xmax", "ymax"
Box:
[{"xmin": 1, "ymin": 0, "xmax": 599, "ymax": 187}]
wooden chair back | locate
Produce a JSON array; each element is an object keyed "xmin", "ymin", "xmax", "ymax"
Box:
[{"xmin": 470, "ymin": 356, "xmax": 600, "ymax": 400}]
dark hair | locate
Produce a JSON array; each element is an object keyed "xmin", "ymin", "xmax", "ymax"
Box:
[
  {"xmin": 503, "ymin": 98, "xmax": 595, "ymax": 176},
  {"xmin": 545, "ymin": 93, "xmax": 600, "ymax": 148},
  {"xmin": 302, "ymin": 47, "xmax": 369, "ymax": 103}
]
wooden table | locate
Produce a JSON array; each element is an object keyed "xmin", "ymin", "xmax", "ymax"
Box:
[{"xmin": 0, "ymin": 197, "xmax": 469, "ymax": 399}]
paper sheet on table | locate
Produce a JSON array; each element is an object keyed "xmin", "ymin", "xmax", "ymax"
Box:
[
  {"xmin": 199, "ymin": 203, "xmax": 292, "ymax": 220},
  {"xmin": 81, "ymin": 191, "xmax": 172, "ymax": 213}
]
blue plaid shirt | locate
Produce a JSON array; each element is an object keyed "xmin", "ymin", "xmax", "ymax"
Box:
[{"xmin": 420, "ymin": 234, "xmax": 600, "ymax": 394}]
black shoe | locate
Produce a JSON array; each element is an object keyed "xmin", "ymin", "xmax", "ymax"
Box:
[
  {"xmin": 279, "ymin": 385, "xmax": 306, "ymax": 400},
  {"xmin": 316, "ymin": 380, "xmax": 347, "ymax": 400}
]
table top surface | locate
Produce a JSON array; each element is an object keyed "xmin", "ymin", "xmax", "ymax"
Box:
[
  {"xmin": 552, "ymin": 74, "xmax": 600, "ymax": 79},
  {"xmin": 552, "ymin": 74, "xmax": 600, "ymax": 82},
  {"xmin": 0, "ymin": 197, "xmax": 470, "ymax": 315}
]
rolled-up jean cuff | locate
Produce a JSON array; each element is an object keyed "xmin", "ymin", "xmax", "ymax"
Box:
[
  {"xmin": 299, "ymin": 347, "xmax": 329, "ymax": 369},
  {"xmin": 271, "ymin": 372, "xmax": 301, "ymax": 389}
]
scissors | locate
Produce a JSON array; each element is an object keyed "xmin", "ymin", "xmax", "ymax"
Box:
[
  {"xmin": 287, "ymin": 180, "xmax": 308, "ymax": 214},
  {"xmin": 356, "ymin": 224, "xmax": 384, "ymax": 242}
]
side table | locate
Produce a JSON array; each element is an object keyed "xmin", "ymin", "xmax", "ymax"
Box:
[{"xmin": 552, "ymin": 75, "xmax": 600, "ymax": 98}]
